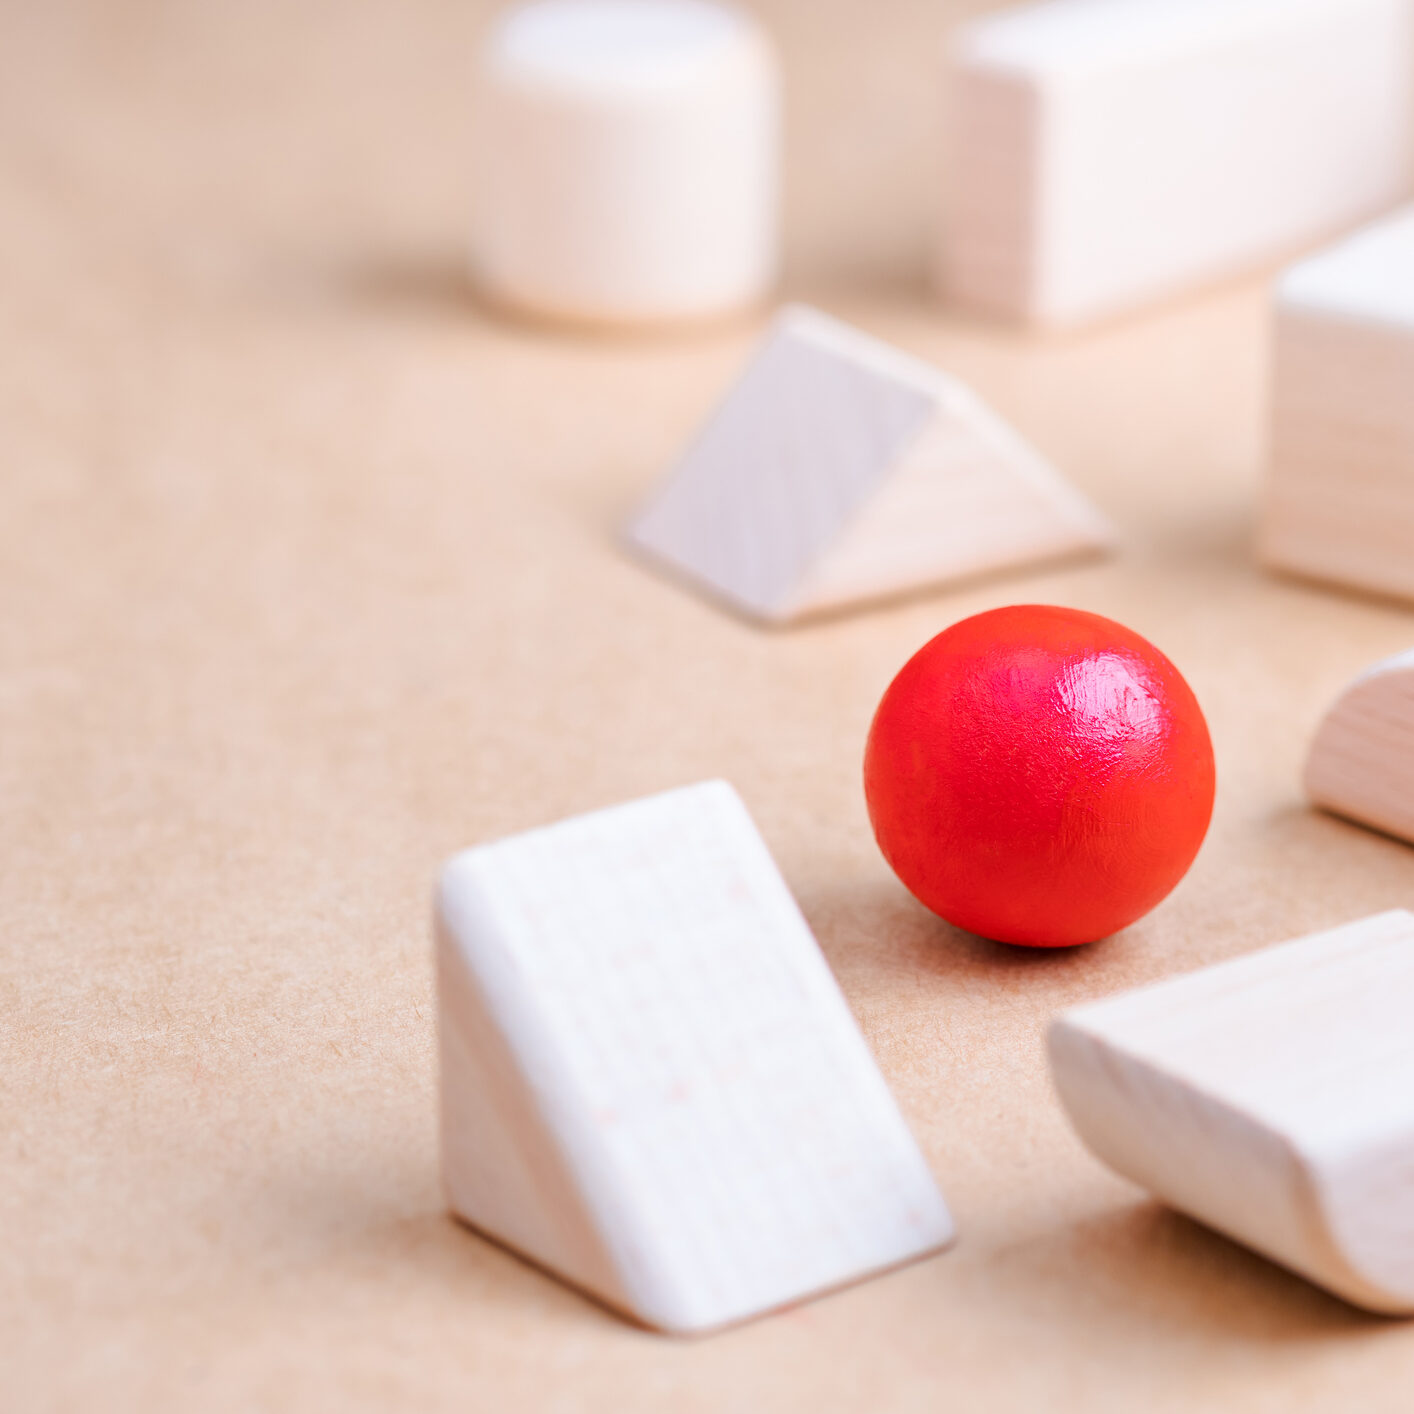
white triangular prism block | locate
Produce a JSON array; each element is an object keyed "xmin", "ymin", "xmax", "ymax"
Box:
[
  {"xmin": 1305, "ymin": 647, "xmax": 1414, "ymax": 845},
  {"xmin": 1050, "ymin": 910, "xmax": 1414, "ymax": 1313},
  {"xmin": 436, "ymin": 780, "xmax": 954, "ymax": 1333},
  {"xmin": 627, "ymin": 305, "xmax": 1114, "ymax": 622}
]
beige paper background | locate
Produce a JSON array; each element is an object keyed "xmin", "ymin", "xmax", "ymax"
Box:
[{"xmin": 7, "ymin": 1, "xmax": 1414, "ymax": 1408}]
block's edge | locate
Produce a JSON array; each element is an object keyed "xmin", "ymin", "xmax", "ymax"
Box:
[
  {"xmin": 1305, "ymin": 1138, "xmax": 1414, "ymax": 1314},
  {"xmin": 438, "ymin": 778, "xmax": 750, "ymax": 879},
  {"xmin": 637, "ymin": 1216, "xmax": 958, "ymax": 1337},
  {"xmin": 445, "ymin": 1201, "xmax": 956, "ymax": 1337}
]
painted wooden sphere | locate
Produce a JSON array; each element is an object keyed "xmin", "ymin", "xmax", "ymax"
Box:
[{"xmin": 864, "ymin": 605, "xmax": 1215, "ymax": 947}]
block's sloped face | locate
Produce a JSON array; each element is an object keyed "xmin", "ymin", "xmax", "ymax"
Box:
[
  {"xmin": 787, "ymin": 379, "xmax": 1114, "ymax": 617},
  {"xmin": 627, "ymin": 307, "xmax": 939, "ymax": 620},
  {"xmin": 627, "ymin": 304, "xmax": 1113, "ymax": 622},
  {"xmin": 1261, "ymin": 207, "xmax": 1414, "ymax": 601},
  {"xmin": 1305, "ymin": 648, "xmax": 1414, "ymax": 844},
  {"xmin": 1050, "ymin": 911, "xmax": 1414, "ymax": 1312},
  {"xmin": 438, "ymin": 780, "xmax": 954, "ymax": 1333},
  {"xmin": 945, "ymin": 0, "xmax": 1414, "ymax": 326}
]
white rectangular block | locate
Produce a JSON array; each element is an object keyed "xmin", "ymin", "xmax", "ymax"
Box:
[
  {"xmin": 1260, "ymin": 205, "xmax": 1414, "ymax": 600},
  {"xmin": 942, "ymin": 0, "xmax": 1414, "ymax": 326},
  {"xmin": 1050, "ymin": 911, "xmax": 1414, "ymax": 1312},
  {"xmin": 628, "ymin": 305, "xmax": 1113, "ymax": 622},
  {"xmin": 437, "ymin": 780, "xmax": 954, "ymax": 1333}
]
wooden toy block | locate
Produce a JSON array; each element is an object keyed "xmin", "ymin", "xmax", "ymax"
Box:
[
  {"xmin": 436, "ymin": 780, "xmax": 954, "ymax": 1334},
  {"xmin": 941, "ymin": 0, "xmax": 1414, "ymax": 327},
  {"xmin": 1049, "ymin": 910, "xmax": 1414, "ymax": 1313},
  {"xmin": 627, "ymin": 304, "xmax": 1114, "ymax": 623},
  {"xmin": 1305, "ymin": 648, "xmax": 1414, "ymax": 845},
  {"xmin": 1259, "ymin": 206, "xmax": 1414, "ymax": 600},
  {"xmin": 471, "ymin": 0, "xmax": 779, "ymax": 327}
]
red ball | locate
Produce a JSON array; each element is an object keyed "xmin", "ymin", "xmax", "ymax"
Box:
[{"xmin": 863, "ymin": 605, "xmax": 1215, "ymax": 947}]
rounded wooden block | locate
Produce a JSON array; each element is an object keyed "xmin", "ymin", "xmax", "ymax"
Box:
[
  {"xmin": 1304, "ymin": 647, "xmax": 1414, "ymax": 845},
  {"xmin": 1049, "ymin": 911, "xmax": 1414, "ymax": 1314},
  {"xmin": 472, "ymin": 0, "xmax": 779, "ymax": 328}
]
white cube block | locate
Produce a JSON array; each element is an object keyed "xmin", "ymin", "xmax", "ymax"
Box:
[
  {"xmin": 628, "ymin": 304, "xmax": 1113, "ymax": 623},
  {"xmin": 1305, "ymin": 647, "xmax": 1414, "ymax": 845},
  {"xmin": 1050, "ymin": 911, "xmax": 1414, "ymax": 1313},
  {"xmin": 437, "ymin": 780, "xmax": 954, "ymax": 1334},
  {"xmin": 1260, "ymin": 206, "xmax": 1414, "ymax": 599},
  {"xmin": 471, "ymin": 0, "xmax": 779, "ymax": 327},
  {"xmin": 941, "ymin": 0, "xmax": 1414, "ymax": 327}
]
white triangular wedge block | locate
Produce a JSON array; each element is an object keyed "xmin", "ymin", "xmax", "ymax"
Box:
[
  {"xmin": 942, "ymin": 0, "xmax": 1414, "ymax": 327},
  {"xmin": 1260, "ymin": 206, "xmax": 1414, "ymax": 601},
  {"xmin": 1050, "ymin": 910, "xmax": 1414, "ymax": 1313},
  {"xmin": 1305, "ymin": 648, "xmax": 1414, "ymax": 844},
  {"xmin": 436, "ymin": 780, "xmax": 954, "ymax": 1333},
  {"xmin": 627, "ymin": 305, "xmax": 1113, "ymax": 623}
]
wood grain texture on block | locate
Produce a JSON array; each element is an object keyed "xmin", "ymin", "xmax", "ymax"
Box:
[
  {"xmin": 436, "ymin": 780, "xmax": 954, "ymax": 1334},
  {"xmin": 471, "ymin": 0, "xmax": 779, "ymax": 327},
  {"xmin": 942, "ymin": 0, "xmax": 1414, "ymax": 327},
  {"xmin": 1260, "ymin": 206, "xmax": 1414, "ymax": 600},
  {"xmin": 1050, "ymin": 910, "xmax": 1414, "ymax": 1313},
  {"xmin": 627, "ymin": 304, "xmax": 1114, "ymax": 622},
  {"xmin": 1305, "ymin": 648, "xmax": 1414, "ymax": 845}
]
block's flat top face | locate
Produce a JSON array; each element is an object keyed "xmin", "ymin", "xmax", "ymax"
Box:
[
  {"xmin": 1061, "ymin": 912, "xmax": 1414, "ymax": 1152},
  {"xmin": 956, "ymin": 0, "xmax": 1396, "ymax": 79},
  {"xmin": 440, "ymin": 781, "xmax": 951, "ymax": 1328},
  {"xmin": 486, "ymin": 0, "xmax": 757, "ymax": 90},
  {"xmin": 628, "ymin": 306, "xmax": 943, "ymax": 617},
  {"xmin": 1280, "ymin": 205, "xmax": 1414, "ymax": 332}
]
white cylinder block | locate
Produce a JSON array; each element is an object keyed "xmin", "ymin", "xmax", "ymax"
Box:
[{"xmin": 471, "ymin": 0, "xmax": 780, "ymax": 327}]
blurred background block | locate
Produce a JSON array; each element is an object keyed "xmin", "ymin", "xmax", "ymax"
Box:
[
  {"xmin": 470, "ymin": 0, "xmax": 779, "ymax": 326},
  {"xmin": 1260, "ymin": 206, "xmax": 1414, "ymax": 601},
  {"xmin": 628, "ymin": 304, "xmax": 1113, "ymax": 622},
  {"xmin": 941, "ymin": 0, "xmax": 1414, "ymax": 326}
]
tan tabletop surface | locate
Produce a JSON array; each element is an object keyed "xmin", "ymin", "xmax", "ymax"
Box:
[{"xmin": 8, "ymin": 1, "xmax": 1414, "ymax": 1408}]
